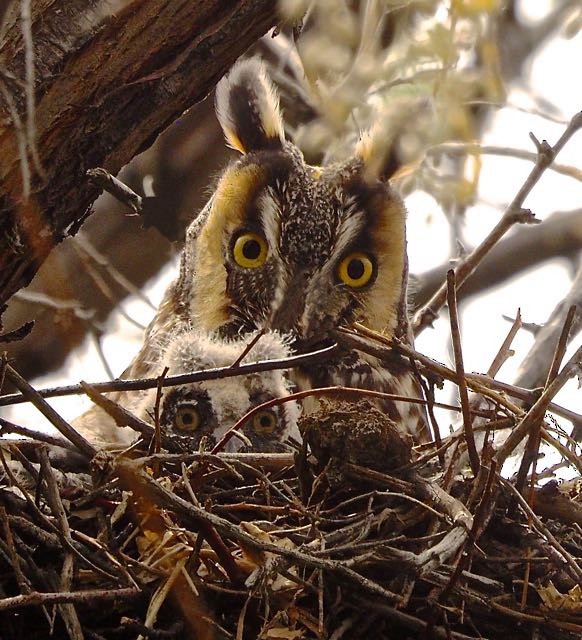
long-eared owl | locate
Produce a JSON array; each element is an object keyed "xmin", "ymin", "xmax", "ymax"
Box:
[
  {"xmin": 133, "ymin": 330, "xmax": 300, "ymax": 453},
  {"xmin": 75, "ymin": 329, "xmax": 300, "ymax": 449},
  {"xmin": 125, "ymin": 58, "xmax": 429, "ymax": 443}
]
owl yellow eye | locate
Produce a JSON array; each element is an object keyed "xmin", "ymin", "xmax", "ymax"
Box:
[
  {"xmin": 337, "ymin": 252, "xmax": 375, "ymax": 288},
  {"xmin": 233, "ymin": 232, "xmax": 268, "ymax": 268},
  {"xmin": 251, "ymin": 409, "xmax": 278, "ymax": 435},
  {"xmin": 173, "ymin": 404, "xmax": 201, "ymax": 432}
]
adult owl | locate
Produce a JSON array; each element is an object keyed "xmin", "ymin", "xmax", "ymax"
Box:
[{"xmin": 122, "ymin": 58, "xmax": 429, "ymax": 443}]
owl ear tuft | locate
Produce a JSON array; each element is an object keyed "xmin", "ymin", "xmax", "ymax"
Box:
[
  {"xmin": 354, "ymin": 122, "xmax": 399, "ymax": 182},
  {"xmin": 215, "ymin": 58, "xmax": 285, "ymax": 154}
]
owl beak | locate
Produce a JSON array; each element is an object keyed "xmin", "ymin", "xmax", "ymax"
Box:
[{"xmin": 269, "ymin": 269, "xmax": 311, "ymax": 335}]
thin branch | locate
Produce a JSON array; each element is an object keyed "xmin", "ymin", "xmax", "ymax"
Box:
[
  {"xmin": 425, "ymin": 141, "xmax": 582, "ymax": 182},
  {"xmin": 79, "ymin": 380, "xmax": 155, "ymax": 440},
  {"xmin": 487, "ymin": 309, "xmax": 522, "ymax": 378},
  {"xmin": 446, "ymin": 270, "xmax": 479, "ymax": 475},
  {"xmin": 0, "ymin": 588, "xmax": 141, "ymax": 612},
  {"xmin": 413, "ymin": 111, "xmax": 582, "ymax": 334},
  {"xmin": 412, "ymin": 209, "xmax": 582, "ymax": 309},
  {"xmin": 494, "ymin": 346, "xmax": 582, "ymax": 466},
  {"xmin": 0, "ymin": 417, "xmax": 78, "ymax": 451},
  {"xmin": 514, "ymin": 306, "xmax": 577, "ymax": 496},
  {"xmin": 86, "ymin": 167, "xmax": 143, "ymax": 215},
  {"xmin": 0, "ymin": 344, "xmax": 339, "ymax": 407},
  {"xmin": 74, "ymin": 232, "xmax": 156, "ymax": 309},
  {"xmin": 3, "ymin": 362, "xmax": 97, "ymax": 458}
]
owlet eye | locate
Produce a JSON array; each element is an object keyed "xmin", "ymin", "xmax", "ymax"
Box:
[
  {"xmin": 173, "ymin": 404, "xmax": 201, "ymax": 432},
  {"xmin": 251, "ymin": 409, "xmax": 278, "ymax": 435},
  {"xmin": 337, "ymin": 252, "xmax": 375, "ymax": 288},
  {"xmin": 232, "ymin": 231, "xmax": 268, "ymax": 268}
]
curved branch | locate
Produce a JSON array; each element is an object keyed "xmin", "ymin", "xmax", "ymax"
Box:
[{"xmin": 412, "ymin": 209, "xmax": 582, "ymax": 308}]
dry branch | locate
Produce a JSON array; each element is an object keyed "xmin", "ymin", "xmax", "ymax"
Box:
[
  {"xmin": 413, "ymin": 209, "xmax": 582, "ymax": 308},
  {"xmin": 412, "ymin": 112, "xmax": 582, "ymax": 334},
  {"xmin": 515, "ymin": 263, "xmax": 582, "ymax": 392},
  {"xmin": 0, "ymin": 343, "xmax": 338, "ymax": 407}
]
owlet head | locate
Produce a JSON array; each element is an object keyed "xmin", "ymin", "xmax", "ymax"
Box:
[
  {"xmin": 134, "ymin": 330, "xmax": 300, "ymax": 453},
  {"xmin": 187, "ymin": 58, "xmax": 409, "ymax": 346}
]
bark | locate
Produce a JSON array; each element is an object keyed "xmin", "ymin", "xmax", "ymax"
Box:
[
  {"xmin": 0, "ymin": 0, "xmax": 277, "ymax": 309},
  {"xmin": 1, "ymin": 95, "xmax": 229, "ymax": 380}
]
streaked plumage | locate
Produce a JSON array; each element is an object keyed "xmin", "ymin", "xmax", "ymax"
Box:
[{"xmin": 88, "ymin": 58, "xmax": 429, "ymax": 444}]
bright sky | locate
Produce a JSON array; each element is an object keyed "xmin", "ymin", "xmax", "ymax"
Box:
[{"xmin": 3, "ymin": 2, "xmax": 581, "ymax": 476}]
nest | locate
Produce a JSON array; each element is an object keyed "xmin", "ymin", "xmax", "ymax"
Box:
[
  {"xmin": 1, "ymin": 325, "xmax": 582, "ymax": 640},
  {"xmin": 1, "ymin": 7, "xmax": 581, "ymax": 636}
]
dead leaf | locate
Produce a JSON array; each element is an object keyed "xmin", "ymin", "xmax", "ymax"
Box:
[{"xmin": 538, "ymin": 581, "xmax": 582, "ymax": 612}]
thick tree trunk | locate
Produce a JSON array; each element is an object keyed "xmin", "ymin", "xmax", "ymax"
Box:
[{"xmin": 0, "ymin": 0, "xmax": 276, "ymax": 308}]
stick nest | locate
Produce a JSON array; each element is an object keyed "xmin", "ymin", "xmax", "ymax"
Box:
[{"xmin": 2, "ymin": 383, "xmax": 582, "ymax": 640}]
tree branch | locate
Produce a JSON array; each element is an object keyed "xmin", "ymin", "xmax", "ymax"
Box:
[
  {"xmin": 412, "ymin": 112, "xmax": 582, "ymax": 334},
  {"xmin": 412, "ymin": 209, "xmax": 582, "ymax": 308},
  {"xmin": 0, "ymin": 0, "xmax": 277, "ymax": 306}
]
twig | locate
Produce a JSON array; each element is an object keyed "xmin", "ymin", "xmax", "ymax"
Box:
[
  {"xmin": 514, "ymin": 306, "xmax": 577, "ymax": 495},
  {"xmin": 74, "ymin": 232, "xmax": 156, "ymax": 309},
  {"xmin": 0, "ymin": 418, "xmax": 79, "ymax": 451},
  {"xmin": 413, "ymin": 209, "xmax": 582, "ymax": 310},
  {"xmin": 436, "ymin": 462, "xmax": 497, "ymax": 611},
  {"xmin": 489, "ymin": 597, "xmax": 582, "ymax": 634},
  {"xmin": 0, "ymin": 506, "xmax": 35, "ymax": 602},
  {"xmin": 180, "ymin": 466, "xmax": 242, "ymax": 583},
  {"xmin": 132, "ymin": 451, "xmax": 296, "ymax": 471},
  {"xmin": 88, "ymin": 326, "xmax": 116, "ymax": 380},
  {"xmin": 37, "ymin": 446, "xmax": 112, "ymax": 619},
  {"xmin": 487, "ymin": 310, "xmax": 522, "ymax": 378},
  {"xmin": 425, "ymin": 141, "xmax": 582, "ymax": 182},
  {"xmin": 446, "ymin": 270, "xmax": 479, "ymax": 475},
  {"xmin": 86, "ymin": 167, "xmax": 143, "ymax": 214},
  {"xmin": 494, "ymin": 346, "xmax": 581, "ymax": 466},
  {"xmin": 0, "ymin": 344, "xmax": 339, "ymax": 407},
  {"xmin": 544, "ymin": 305, "xmax": 577, "ymax": 386},
  {"xmin": 230, "ymin": 330, "xmax": 265, "ymax": 368},
  {"xmin": 0, "ymin": 587, "xmax": 141, "ymax": 612},
  {"xmin": 153, "ymin": 367, "xmax": 168, "ymax": 458},
  {"xmin": 72, "ymin": 241, "xmax": 147, "ymax": 331},
  {"xmin": 79, "ymin": 380, "xmax": 155, "ymax": 439},
  {"xmin": 3, "ymin": 363, "xmax": 96, "ymax": 458},
  {"xmin": 413, "ymin": 111, "xmax": 582, "ymax": 334}
]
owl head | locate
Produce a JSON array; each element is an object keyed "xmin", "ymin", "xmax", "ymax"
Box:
[
  {"xmin": 183, "ymin": 58, "xmax": 409, "ymax": 346},
  {"xmin": 134, "ymin": 330, "xmax": 300, "ymax": 453}
]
